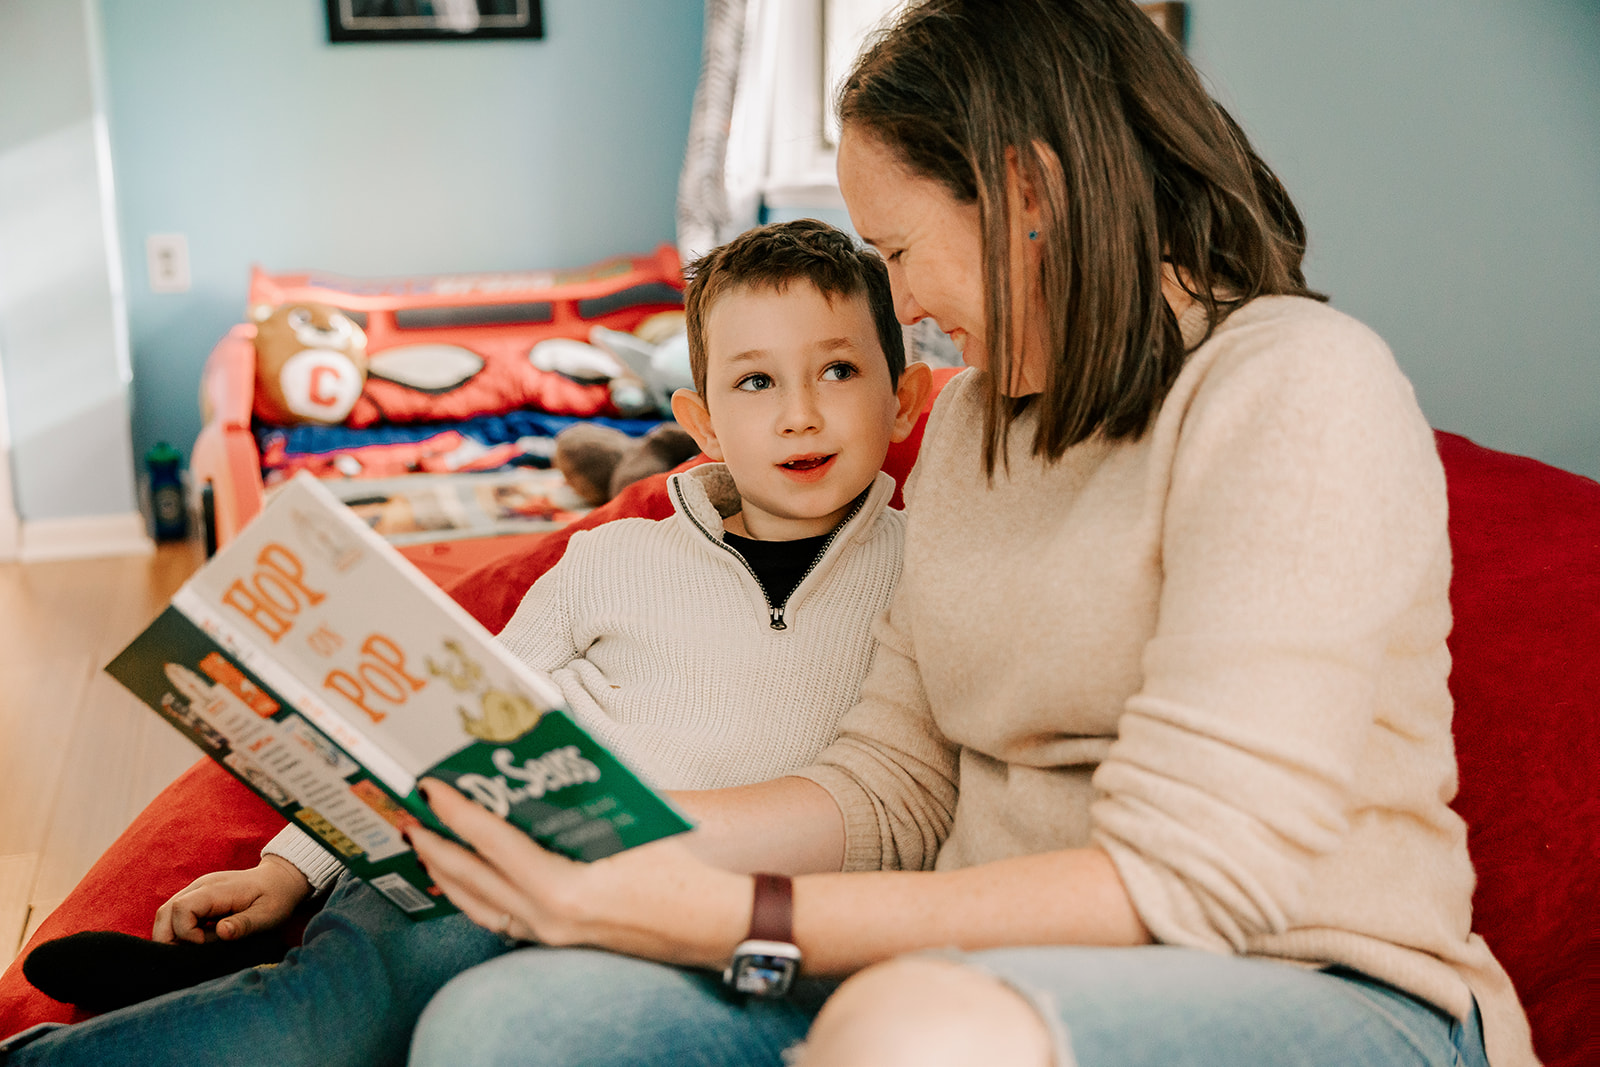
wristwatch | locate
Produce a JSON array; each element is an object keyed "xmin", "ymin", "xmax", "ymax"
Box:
[{"xmin": 722, "ymin": 873, "xmax": 802, "ymax": 997}]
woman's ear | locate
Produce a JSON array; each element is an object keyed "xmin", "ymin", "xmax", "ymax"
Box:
[
  {"xmin": 669, "ymin": 388, "xmax": 724, "ymax": 461},
  {"xmin": 889, "ymin": 361, "xmax": 934, "ymax": 443},
  {"xmin": 1004, "ymin": 142, "xmax": 1053, "ymax": 245}
]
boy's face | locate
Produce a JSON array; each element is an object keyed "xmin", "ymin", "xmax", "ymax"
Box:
[{"xmin": 673, "ymin": 280, "xmax": 925, "ymax": 541}]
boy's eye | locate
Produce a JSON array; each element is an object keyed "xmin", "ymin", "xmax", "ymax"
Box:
[
  {"xmin": 885, "ymin": 249, "xmax": 904, "ymax": 264},
  {"xmin": 735, "ymin": 373, "xmax": 773, "ymax": 392},
  {"xmin": 821, "ymin": 362, "xmax": 858, "ymax": 382}
]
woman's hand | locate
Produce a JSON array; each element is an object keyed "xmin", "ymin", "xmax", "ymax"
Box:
[{"xmin": 409, "ymin": 778, "xmax": 751, "ymax": 970}]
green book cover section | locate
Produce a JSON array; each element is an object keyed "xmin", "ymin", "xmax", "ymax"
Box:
[{"xmin": 426, "ymin": 711, "xmax": 692, "ymax": 862}]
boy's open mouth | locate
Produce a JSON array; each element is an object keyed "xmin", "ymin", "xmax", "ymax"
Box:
[{"xmin": 781, "ymin": 454, "xmax": 834, "ymax": 472}]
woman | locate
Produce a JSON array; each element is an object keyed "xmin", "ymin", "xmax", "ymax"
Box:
[{"xmin": 406, "ymin": 2, "xmax": 1535, "ymax": 1064}]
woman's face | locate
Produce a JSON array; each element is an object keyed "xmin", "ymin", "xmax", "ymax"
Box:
[
  {"xmin": 837, "ymin": 127, "xmax": 1046, "ymax": 394},
  {"xmin": 837, "ymin": 129, "xmax": 989, "ymax": 371}
]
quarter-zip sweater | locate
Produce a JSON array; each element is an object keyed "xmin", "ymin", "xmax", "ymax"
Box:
[
  {"xmin": 795, "ymin": 297, "xmax": 1535, "ymax": 1067},
  {"xmin": 496, "ymin": 462, "xmax": 905, "ymax": 791}
]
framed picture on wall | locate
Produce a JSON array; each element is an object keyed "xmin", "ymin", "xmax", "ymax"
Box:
[{"xmin": 325, "ymin": 1, "xmax": 544, "ymax": 44}]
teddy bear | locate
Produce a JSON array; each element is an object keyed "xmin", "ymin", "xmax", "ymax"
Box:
[
  {"xmin": 250, "ymin": 301, "xmax": 368, "ymax": 425},
  {"xmin": 548, "ymin": 312, "xmax": 701, "ymax": 504},
  {"xmin": 552, "ymin": 422, "xmax": 701, "ymax": 507}
]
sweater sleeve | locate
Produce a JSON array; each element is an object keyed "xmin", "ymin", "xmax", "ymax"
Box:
[
  {"xmin": 261, "ymin": 824, "xmax": 345, "ymax": 895},
  {"xmin": 1090, "ymin": 309, "xmax": 1451, "ymax": 952},
  {"xmin": 793, "ymin": 399, "xmax": 960, "ymax": 873},
  {"xmin": 494, "ymin": 531, "xmax": 587, "ymax": 674}
]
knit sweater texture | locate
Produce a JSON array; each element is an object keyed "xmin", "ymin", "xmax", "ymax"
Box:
[
  {"xmin": 497, "ymin": 462, "xmax": 905, "ymax": 791},
  {"xmin": 267, "ymin": 463, "xmax": 905, "ymax": 888},
  {"xmin": 794, "ymin": 297, "xmax": 1536, "ymax": 1067}
]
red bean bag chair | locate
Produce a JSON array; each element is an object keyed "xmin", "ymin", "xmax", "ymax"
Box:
[{"xmin": 2, "ymin": 411, "xmax": 1594, "ymax": 1067}]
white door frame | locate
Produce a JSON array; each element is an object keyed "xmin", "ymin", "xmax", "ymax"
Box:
[{"xmin": 0, "ymin": 349, "xmax": 18, "ymax": 560}]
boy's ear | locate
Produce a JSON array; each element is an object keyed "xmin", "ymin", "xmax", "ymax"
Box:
[
  {"xmin": 669, "ymin": 388, "xmax": 724, "ymax": 461},
  {"xmin": 889, "ymin": 361, "xmax": 934, "ymax": 443}
]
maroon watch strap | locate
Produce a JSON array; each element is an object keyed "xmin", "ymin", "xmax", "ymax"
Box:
[{"xmin": 747, "ymin": 873, "xmax": 794, "ymax": 943}]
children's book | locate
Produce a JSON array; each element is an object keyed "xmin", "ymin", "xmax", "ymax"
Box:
[{"xmin": 105, "ymin": 471, "xmax": 691, "ymax": 920}]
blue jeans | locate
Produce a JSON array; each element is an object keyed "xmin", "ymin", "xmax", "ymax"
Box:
[
  {"xmin": 408, "ymin": 945, "xmax": 1488, "ymax": 1067},
  {"xmin": 1, "ymin": 874, "xmax": 507, "ymax": 1067}
]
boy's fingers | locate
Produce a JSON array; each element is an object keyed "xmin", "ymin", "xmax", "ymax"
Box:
[
  {"xmin": 151, "ymin": 903, "xmax": 175, "ymax": 944},
  {"xmin": 216, "ymin": 906, "xmax": 262, "ymax": 941},
  {"xmin": 165, "ymin": 902, "xmax": 208, "ymax": 945},
  {"xmin": 161, "ymin": 883, "xmax": 247, "ymax": 944}
]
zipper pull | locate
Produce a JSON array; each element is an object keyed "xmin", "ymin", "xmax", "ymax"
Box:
[{"xmin": 769, "ymin": 607, "xmax": 787, "ymax": 631}]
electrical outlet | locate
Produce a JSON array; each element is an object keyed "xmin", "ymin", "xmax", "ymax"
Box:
[{"xmin": 146, "ymin": 233, "xmax": 191, "ymax": 293}]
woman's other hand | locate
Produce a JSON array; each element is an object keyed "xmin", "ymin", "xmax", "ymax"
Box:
[{"xmin": 409, "ymin": 777, "xmax": 750, "ymax": 970}]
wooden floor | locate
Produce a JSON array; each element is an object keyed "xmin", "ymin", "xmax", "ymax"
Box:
[{"xmin": 0, "ymin": 539, "xmax": 207, "ymax": 969}]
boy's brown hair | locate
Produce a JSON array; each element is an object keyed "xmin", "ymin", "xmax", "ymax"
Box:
[{"xmin": 683, "ymin": 219, "xmax": 906, "ymax": 396}]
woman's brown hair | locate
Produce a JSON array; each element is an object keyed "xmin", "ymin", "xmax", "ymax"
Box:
[{"xmin": 839, "ymin": 0, "xmax": 1325, "ymax": 473}]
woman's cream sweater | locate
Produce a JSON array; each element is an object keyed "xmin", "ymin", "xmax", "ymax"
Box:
[{"xmin": 796, "ymin": 297, "xmax": 1536, "ymax": 1067}]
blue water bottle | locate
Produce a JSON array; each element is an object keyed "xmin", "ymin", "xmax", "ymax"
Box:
[{"xmin": 146, "ymin": 441, "xmax": 189, "ymax": 541}]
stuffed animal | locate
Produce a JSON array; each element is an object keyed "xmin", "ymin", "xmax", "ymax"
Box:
[
  {"xmin": 251, "ymin": 302, "xmax": 368, "ymax": 425},
  {"xmin": 588, "ymin": 313, "xmax": 693, "ymax": 420},
  {"xmin": 553, "ymin": 422, "xmax": 700, "ymax": 506},
  {"xmin": 553, "ymin": 312, "xmax": 700, "ymax": 502}
]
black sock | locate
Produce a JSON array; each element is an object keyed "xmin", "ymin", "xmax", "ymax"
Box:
[{"xmin": 22, "ymin": 930, "xmax": 289, "ymax": 1013}]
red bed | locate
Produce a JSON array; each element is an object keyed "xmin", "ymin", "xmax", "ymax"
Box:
[{"xmin": 192, "ymin": 246, "xmax": 688, "ymax": 564}]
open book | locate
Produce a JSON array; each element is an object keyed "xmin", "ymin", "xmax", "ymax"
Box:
[{"xmin": 106, "ymin": 471, "xmax": 691, "ymax": 920}]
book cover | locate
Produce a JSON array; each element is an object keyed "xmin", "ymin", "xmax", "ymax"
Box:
[{"xmin": 106, "ymin": 472, "xmax": 691, "ymax": 920}]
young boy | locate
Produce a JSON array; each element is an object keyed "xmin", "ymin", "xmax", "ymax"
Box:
[{"xmin": 7, "ymin": 219, "xmax": 932, "ymax": 1067}]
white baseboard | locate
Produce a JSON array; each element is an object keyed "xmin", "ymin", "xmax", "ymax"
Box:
[{"xmin": 17, "ymin": 511, "xmax": 154, "ymax": 562}]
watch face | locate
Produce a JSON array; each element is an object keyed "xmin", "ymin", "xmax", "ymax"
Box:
[{"xmin": 731, "ymin": 953, "xmax": 799, "ymax": 997}]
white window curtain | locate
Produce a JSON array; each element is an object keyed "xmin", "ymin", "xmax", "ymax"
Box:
[
  {"xmin": 676, "ymin": 0, "xmax": 961, "ymax": 367},
  {"xmin": 677, "ymin": 0, "xmax": 905, "ymax": 263}
]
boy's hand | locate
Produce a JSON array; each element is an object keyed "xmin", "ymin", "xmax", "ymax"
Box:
[{"xmin": 152, "ymin": 855, "xmax": 312, "ymax": 944}]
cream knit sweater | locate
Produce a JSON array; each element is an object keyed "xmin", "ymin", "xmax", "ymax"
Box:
[
  {"xmin": 796, "ymin": 297, "xmax": 1536, "ymax": 1067},
  {"xmin": 497, "ymin": 462, "xmax": 905, "ymax": 791},
  {"xmin": 267, "ymin": 463, "xmax": 905, "ymax": 889}
]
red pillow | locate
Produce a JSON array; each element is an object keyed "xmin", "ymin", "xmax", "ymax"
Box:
[
  {"xmin": 1434, "ymin": 431, "xmax": 1600, "ymax": 1067},
  {"xmin": 0, "ymin": 761, "xmax": 288, "ymax": 1032}
]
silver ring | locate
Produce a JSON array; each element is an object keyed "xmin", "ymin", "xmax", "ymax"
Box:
[{"xmin": 496, "ymin": 912, "xmax": 514, "ymax": 938}]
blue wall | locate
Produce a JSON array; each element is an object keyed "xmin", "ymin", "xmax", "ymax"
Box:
[
  {"xmin": 1188, "ymin": 0, "xmax": 1600, "ymax": 479},
  {"xmin": 99, "ymin": 0, "xmax": 705, "ymax": 466}
]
